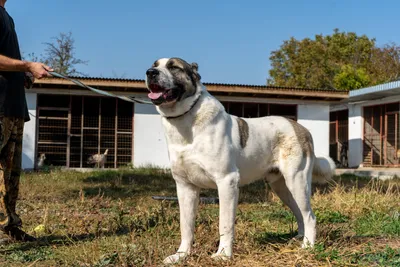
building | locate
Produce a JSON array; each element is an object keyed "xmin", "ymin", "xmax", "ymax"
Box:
[
  {"xmin": 331, "ymin": 81, "xmax": 400, "ymax": 168},
  {"xmin": 22, "ymin": 76, "xmax": 347, "ymax": 170}
]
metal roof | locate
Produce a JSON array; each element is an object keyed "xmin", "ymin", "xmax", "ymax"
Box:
[
  {"xmin": 64, "ymin": 75, "xmax": 342, "ymax": 92},
  {"xmin": 31, "ymin": 76, "xmax": 349, "ymax": 102},
  {"xmin": 348, "ymin": 80, "xmax": 400, "ymax": 102}
]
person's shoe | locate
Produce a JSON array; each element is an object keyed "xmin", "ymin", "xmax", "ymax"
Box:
[{"xmin": 4, "ymin": 226, "xmax": 36, "ymax": 242}]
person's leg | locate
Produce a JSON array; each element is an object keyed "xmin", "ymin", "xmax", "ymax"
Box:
[
  {"xmin": 3, "ymin": 118, "xmax": 35, "ymax": 241},
  {"xmin": 0, "ymin": 116, "xmax": 16, "ymax": 244},
  {"xmin": 0, "ymin": 118, "xmax": 35, "ymax": 242},
  {"xmin": 8, "ymin": 118, "xmax": 23, "ymax": 227},
  {"xmin": 0, "ymin": 117, "xmax": 15, "ymax": 229}
]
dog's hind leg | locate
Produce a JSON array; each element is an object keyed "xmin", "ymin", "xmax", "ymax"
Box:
[
  {"xmin": 163, "ymin": 181, "xmax": 200, "ymax": 265},
  {"xmin": 269, "ymin": 176, "xmax": 304, "ymax": 238},
  {"xmin": 211, "ymin": 171, "xmax": 240, "ymax": 261},
  {"xmin": 280, "ymin": 157, "xmax": 316, "ymax": 248}
]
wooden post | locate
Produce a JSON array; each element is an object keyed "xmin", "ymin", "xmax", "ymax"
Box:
[
  {"xmin": 114, "ymin": 99, "xmax": 118, "ymax": 168},
  {"xmin": 67, "ymin": 95, "xmax": 72, "ymax": 168},
  {"xmin": 396, "ymin": 113, "xmax": 398, "ymax": 163},
  {"xmin": 371, "ymin": 108, "xmax": 374, "ymax": 166},
  {"xmin": 98, "ymin": 98, "xmax": 102, "ymax": 155},
  {"xmin": 379, "ymin": 106, "xmax": 386, "ymax": 165},
  {"xmin": 80, "ymin": 97, "xmax": 84, "ymax": 168},
  {"xmin": 131, "ymin": 103, "xmax": 135, "ymax": 166},
  {"xmin": 335, "ymin": 112, "xmax": 339, "ymax": 162},
  {"xmin": 383, "ymin": 110, "xmax": 386, "ymax": 166},
  {"xmin": 34, "ymin": 101, "xmax": 40, "ymax": 170}
]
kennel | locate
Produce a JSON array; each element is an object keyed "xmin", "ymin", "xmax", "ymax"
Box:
[
  {"xmin": 36, "ymin": 94, "xmax": 134, "ymax": 168},
  {"xmin": 363, "ymin": 102, "xmax": 400, "ymax": 167}
]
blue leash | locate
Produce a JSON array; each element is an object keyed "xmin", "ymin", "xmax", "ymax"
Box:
[{"xmin": 48, "ymin": 71, "xmax": 153, "ymax": 105}]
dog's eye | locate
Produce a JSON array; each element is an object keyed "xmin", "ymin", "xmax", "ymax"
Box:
[{"xmin": 170, "ymin": 66, "xmax": 180, "ymax": 71}]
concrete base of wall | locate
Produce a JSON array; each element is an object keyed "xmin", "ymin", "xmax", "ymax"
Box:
[{"xmin": 335, "ymin": 168, "xmax": 400, "ymax": 180}]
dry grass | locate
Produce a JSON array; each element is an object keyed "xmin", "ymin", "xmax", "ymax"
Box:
[{"xmin": 0, "ymin": 168, "xmax": 399, "ymax": 266}]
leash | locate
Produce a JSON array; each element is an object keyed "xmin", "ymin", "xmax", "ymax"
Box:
[{"xmin": 47, "ymin": 71, "xmax": 154, "ymax": 105}]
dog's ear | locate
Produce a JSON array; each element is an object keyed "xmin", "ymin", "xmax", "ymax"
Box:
[{"xmin": 191, "ymin": 62, "xmax": 201, "ymax": 81}]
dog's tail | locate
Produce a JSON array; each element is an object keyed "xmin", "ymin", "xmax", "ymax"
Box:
[{"xmin": 312, "ymin": 156, "xmax": 336, "ymax": 184}]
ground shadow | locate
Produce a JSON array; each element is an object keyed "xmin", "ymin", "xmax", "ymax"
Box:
[
  {"xmin": 255, "ymin": 231, "xmax": 299, "ymax": 245},
  {"xmin": 312, "ymin": 174, "xmax": 400, "ymax": 195},
  {"xmin": 73, "ymin": 169, "xmax": 270, "ymax": 203},
  {"xmin": 64, "ymin": 168, "xmax": 399, "ymax": 203},
  {"xmin": 64, "ymin": 169, "xmax": 178, "ymax": 200},
  {"xmin": 0, "ymin": 225, "xmax": 131, "ymax": 254}
]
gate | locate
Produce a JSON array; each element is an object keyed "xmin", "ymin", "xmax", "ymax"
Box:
[{"xmin": 363, "ymin": 103, "xmax": 400, "ymax": 166}]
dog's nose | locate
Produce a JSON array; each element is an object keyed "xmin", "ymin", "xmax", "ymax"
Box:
[{"xmin": 146, "ymin": 68, "xmax": 159, "ymax": 78}]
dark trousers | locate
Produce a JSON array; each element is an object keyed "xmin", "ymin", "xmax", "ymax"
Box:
[{"xmin": 0, "ymin": 116, "xmax": 24, "ymax": 229}]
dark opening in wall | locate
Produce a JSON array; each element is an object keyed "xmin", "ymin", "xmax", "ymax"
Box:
[{"xmin": 222, "ymin": 101, "xmax": 297, "ymax": 120}]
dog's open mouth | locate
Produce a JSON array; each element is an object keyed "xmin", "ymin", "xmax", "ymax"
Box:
[{"xmin": 148, "ymin": 84, "xmax": 181, "ymax": 105}]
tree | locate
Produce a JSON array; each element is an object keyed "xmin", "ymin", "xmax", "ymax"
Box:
[
  {"xmin": 41, "ymin": 32, "xmax": 88, "ymax": 76},
  {"xmin": 369, "ymin": 42, "xmax": 400, "ymax": 85},
  {"xmin": 333, "ymin": 64, "xmax": 370, "ymax": 90},
  {"xmin": 267, "ymin": 29, "xmax": 400, "ymax": 90}
]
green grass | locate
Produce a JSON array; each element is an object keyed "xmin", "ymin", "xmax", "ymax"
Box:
[{"xmin": 0, "ymin": 167, "xmax": 398, "ymax": 266}]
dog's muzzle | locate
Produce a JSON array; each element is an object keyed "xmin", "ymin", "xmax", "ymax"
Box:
[
  {"xmin": 146, "ymin": 68, "xmax": 159, "ymax": 79},
  {"xmin": 146, "ymin": 68, "xmax": 182, "ymax": 105}
]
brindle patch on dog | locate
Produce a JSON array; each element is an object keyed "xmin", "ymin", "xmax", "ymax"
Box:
[
  {"xmin": 165, "ymin": 58, "xmax": 201, "ymax": 101},
  {"xmin": 237, "ymin": 118, "xmax": 249, "ymax": 148},
  {"xmin": 287, "ymin": 119, "xmax": 313, "ymax": 157}
]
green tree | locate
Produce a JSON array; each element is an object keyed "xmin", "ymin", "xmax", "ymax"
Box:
[
  {"xmin": 333, "ymin": 64, "xmax": 370, "ymax": 90},
  {"xmin": 268, "ymin": 29, "xmax": 400, "ymax": 90}
]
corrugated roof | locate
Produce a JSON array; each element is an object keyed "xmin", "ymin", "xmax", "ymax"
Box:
[
  {"xmin": 349, "ymin": 80, "xmax": 400, "ymax": 98},
  {"xmin": 47, "ymin": 75, "xmax": 347, "ymax": 94}
]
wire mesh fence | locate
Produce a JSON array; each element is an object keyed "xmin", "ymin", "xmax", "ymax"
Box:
[{"xmin": 36, "ymin": 94, "xmax": 134, "ymax": 169}]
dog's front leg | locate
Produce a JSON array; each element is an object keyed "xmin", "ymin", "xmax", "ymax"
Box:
[
  {"xmin": 163, "ymin": 181, "xmax": 200, "ymax": 265},
  {"xmin": 212, "ymin": 172, "xmax": 240, "ymax": 261}
]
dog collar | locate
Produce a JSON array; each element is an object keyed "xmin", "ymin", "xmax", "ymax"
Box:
[{"xmin": 164, "ymin": 91, "xmax": 202, "ymax": 119}]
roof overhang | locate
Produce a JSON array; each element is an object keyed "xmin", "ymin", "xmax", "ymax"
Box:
[
  {"xmin": 346, "ymin": 81, "xmax": 400, "ymax": 103},
  {"xmin": 32, "ymin": 77, "xmax": 349, "ymax": 103}
]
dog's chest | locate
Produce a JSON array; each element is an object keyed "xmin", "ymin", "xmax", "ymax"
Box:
[{"xmin": 169, "ymin": 149, "xmax": 217, "ymax": 189}]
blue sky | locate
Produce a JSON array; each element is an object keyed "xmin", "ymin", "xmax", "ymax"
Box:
[{"xmin": 6, "ymin": 0, "xmax": 400, "ymax": 85}]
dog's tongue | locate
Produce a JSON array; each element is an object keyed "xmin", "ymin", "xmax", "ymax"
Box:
[{"xmin": 148, "ymin": 92, "xmax": 163, "ymax": 100}]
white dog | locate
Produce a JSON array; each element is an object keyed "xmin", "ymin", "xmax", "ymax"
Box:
[{"xmin": 145, "ymin": 58, "xmax": 335, "ymax": 264}]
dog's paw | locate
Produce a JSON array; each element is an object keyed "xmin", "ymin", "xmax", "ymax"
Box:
[
  {"xmin": 163, "ymin": 252, "xmax": 187, "ymax": 265},
  {"xmin": 301, "ymin": 241, "xmax": 314, "ymax": 249},
  {"xmin": 211, "ymin": 252, "xmax": 231, "ymax": 261},
  {"xmin": 287, "ymin": 235, "xmax": 303, "ymax": 246}
]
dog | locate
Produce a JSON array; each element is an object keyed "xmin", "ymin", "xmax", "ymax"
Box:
[
  {"xmin": 145, "ymin": 57, "xmax": 336, "ymax": 264},
  {"xmin": 37, "ymin": 153, "xmax": 46, "ymax": 169},
  {"xmin": 87, "ymin": 149, "xmax": 108, "ymax": 168}
]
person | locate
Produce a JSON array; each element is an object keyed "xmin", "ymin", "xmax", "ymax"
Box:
[{"xmin": 0, "ymin": 0, "xmax": 53, "ymax": 244}]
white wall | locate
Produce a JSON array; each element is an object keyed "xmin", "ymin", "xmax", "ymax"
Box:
[
  {"xmin": 348, "ymin": 104, "xmax": 363, "ymax": 168},
  {"xmin": 297, "ymin": 104, "xmax": 330, "ymax": 157},
  {"xmin": 133, "ymin": 104, "xmax": 170, "ymax": 168},
  {"xmin": 22, "ymin": 92, "xmax": 37, "ymax": 170},
  {"xmin": 346, "ymin": 95, "xmax": 400, "ymax": 168}
]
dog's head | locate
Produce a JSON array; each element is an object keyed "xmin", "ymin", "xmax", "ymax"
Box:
[{"xmin": 145, "ymin": 58, "xmax": 201, "ymax": 106}]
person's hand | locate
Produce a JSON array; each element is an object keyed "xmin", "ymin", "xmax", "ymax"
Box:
[{"xmin": 26, "ymin": 62, "xmax": 53, "ymax": 79}]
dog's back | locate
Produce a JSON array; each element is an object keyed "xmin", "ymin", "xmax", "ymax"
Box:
[{"xmin": 230, "ymin": 115, "xmax": 334, "ymax": 186}]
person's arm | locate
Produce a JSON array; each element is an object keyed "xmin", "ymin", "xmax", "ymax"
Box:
[
  {"xmin": 0, "ymin": 54, "xmax": 53, "ymax": 79},
  {"xmin": 0, "ymin": 54, "xmax": 29, "ymax": 71}
]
